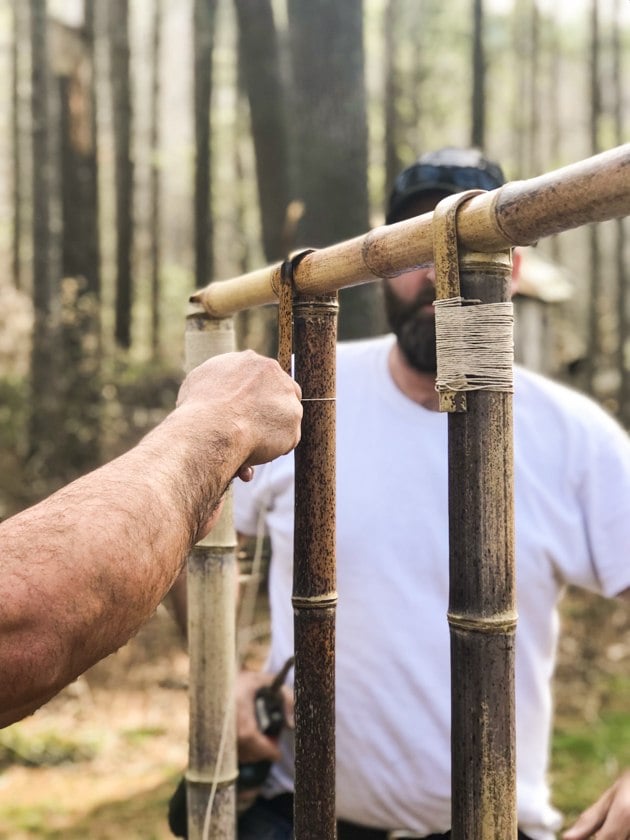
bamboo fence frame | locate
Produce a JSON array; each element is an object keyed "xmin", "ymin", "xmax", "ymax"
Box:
[{"xmin": 186, "ymin": 144, "xmax": 630, "ymax": 839}]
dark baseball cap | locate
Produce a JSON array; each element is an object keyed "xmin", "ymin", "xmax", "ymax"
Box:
[{"xmin": 386, "ymin": 147, "xmax": 506, "ymax": 223}]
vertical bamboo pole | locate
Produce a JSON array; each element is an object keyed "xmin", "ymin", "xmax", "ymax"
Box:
[
  {"xmin": 185, "ymin": 310, "xmax": 238, "ymax": 840},
  {"xmin": 292, "ymin": 291, "xmax": 338, "ymax": 840},
  {"xmin": 447, "ymin": 251, "xmax": 517, "ymax": 840}
]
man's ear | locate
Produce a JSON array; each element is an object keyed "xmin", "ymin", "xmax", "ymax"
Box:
[{"xmin": 510, "ymin": 247, "xmax": 522, "ymax": 297}]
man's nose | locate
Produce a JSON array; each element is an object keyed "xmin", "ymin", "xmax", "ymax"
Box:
[{"xmin": 425, "ymin": 264, "xmax": 436, "ymax": 286}]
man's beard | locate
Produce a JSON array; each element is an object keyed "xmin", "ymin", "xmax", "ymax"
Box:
[{"xmin": 383, "ymin": 281, "xmax": 437, "ymax": 374}]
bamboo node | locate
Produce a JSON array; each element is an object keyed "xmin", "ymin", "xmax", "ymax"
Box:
[
  {"xmin": 292, "ymin": 299, "xmax": 340, "ymax": 317},
  {"xmin": 292, "ymin": 592, "xmax": 338, "ymax": 609},
  {"xmin": 447, "ymin": 611, "xmax": 518, "ymax": 633},
  {"xmin": 185, "ymin": 768, "xmax": 239, "ymax": 787}
]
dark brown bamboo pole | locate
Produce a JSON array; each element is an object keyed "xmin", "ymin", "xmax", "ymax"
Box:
[
  {"xmin": 190, "ymin": 145, "xmax": 630, "ymax": 318},
  {"xmin": 185, "ymin": 311, "xmax": 238, "ymax": 840},
  {"xmin": 445, "ymin": 251, "xmax": 516, "ymax": 840},
  {"xmin": 292, "ymin": 291, "xmax": 338, "ymax": 840}
]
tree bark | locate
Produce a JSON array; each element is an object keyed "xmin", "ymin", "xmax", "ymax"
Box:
[
  {"xmin": 511, "ymin": 0, "xmax": 528, "ymax": 178},
  {"xmin": 585, "ymin": 0, "xmax": 601, "ymax": 396},
  {"xmin": 234, "ymin": 0, "xmax": 291, "ymax": 264},
  {"xmin": 527, "ymin": 0, "xmax": 540, "ymax": 175},
  {"xmin": 287, "ymin": 0, "xmax": 385, "ymax": 339},
  {"xmin": 612, "ymin": 0, "xmax": 628, "ymax": 422},
  {"xmin": 11, "ymin": 0, "xmax": 24, "ymax": 291},
  {"xmin": 29, "ymin": 0, "xmax": 61, "ymax": 490},
  {"xmin": 54, "ymin": 19, "xmax": 101, "ymax": 476},
  {"xmin": 470, "ymin": 0, "xmax": 485, "ymax": 149},
  {"xmin": 149, "ymin": 0, "xmax": 163, "ymax": 357},
  {"xmin": 109, "ymin": 0, "xmax": 134, "ymax": 349},
  {"xmin": 193, "ymin": 0, "xmax": 217, "ymax": 289},
  {"xmin": 384, "ymin": 0, "xmax": 403, "ymax": 194}
]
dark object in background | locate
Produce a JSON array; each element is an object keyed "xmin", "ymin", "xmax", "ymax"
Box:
[
  {"xmin": 167, "ymin": 777, "xmax": 187, "ymax": 838},
  {"xmin": 168, "ymin": 657, "xmax": 294, "ymax": 838}
]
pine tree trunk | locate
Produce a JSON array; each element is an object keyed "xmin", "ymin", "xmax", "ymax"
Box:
[
  {"xmin": 547, "ymin": 10, "xmax": 562, "ymax": 264},
  {"xmin": 612, "ymin": 0, "xmax": 628, "ymax": 422},
  {"xmin": 29, "ymin": 0, "xmax": 61, "ymax": 491},
  {"xmin": 586, "ymin": 0, "xmax": 601, "ymax": 396},
  {"xmin": 511, "ymin": 0, "xmax": 528, "ymax": 178},
  {"xmin": 11, "ymin": 0, "xmax": 23, "ymax": 290},
  {"xmin": 109, "ymin": 0, "xmax": 134, "ymax": 349},
  {"xmin": 149, "ymin": 0, "xmax": 163, "ymax": 357},
  {"xmin": 193, "ymin": 0, "xmax": 217, "ymax": 289},
  {"xmin": 384, "ymin": 0, "xmax": 403, "ymax": 193},
  {"xmin": 54, "ymin": 19, "xmax": 101, "ymax": 476},
  {"xmin": 287, "ymin": 0, "xmax": 385, "ymax": 340},
  {"xmin": 527, "ymin": 0, "xmax": 540, "ymax": 175},
  {"xmin": 470, "ymin": 0, "xmax": 485, "ymax": 149},
  {"xmin": 84, "ymin": 0, "xmax": 101, "ymax": 301},
  {"xmin": 234, "ymin": 0, "xmax": 290, "ymax": 263}
]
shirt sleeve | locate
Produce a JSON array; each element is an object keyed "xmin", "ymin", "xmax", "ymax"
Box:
[{"xmin": 578, "ymin": 404, "xmax": 630, "ymax": 598}]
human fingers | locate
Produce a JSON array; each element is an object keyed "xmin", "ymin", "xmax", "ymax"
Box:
[
  {"xmin": 280, "ymin": 684, "xmax": 295, "ymax": 730},
  {"xmin": 235, "ymin": 356, "xmax": 302, "ymax": 465},
  {"xmin": 236, "ymin": 465, "xmax": 255, "ymax": 482},
  {"xmin": 563, "ymin": 772, "xmax": 630, "ymax": 839},
  {"xmin": 236, "ymin": 671, "xmax": 282, "ymax": 764},
  {"xmin": 177, "ymin": 351, "xmax": 302, "ymax": 465}
]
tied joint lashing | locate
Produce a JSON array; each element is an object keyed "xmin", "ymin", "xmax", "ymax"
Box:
[{"xmin": 434, "ymin": 297, "xmax": 514, "ymax": 394}]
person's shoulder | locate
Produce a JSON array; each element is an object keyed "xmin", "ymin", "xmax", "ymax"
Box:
[
  {"xmin": 336, "ymin": 333, "xmax": 394, "ymax": 366},
  {"xmin": 515, "ymin": 366, "xmax": 627, "ymax": 438},
  {"xmin": 516, "ymin": 366, "xmax": 598, "ymax": 410}
]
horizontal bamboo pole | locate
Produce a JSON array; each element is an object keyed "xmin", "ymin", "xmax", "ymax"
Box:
[{"xmin": 190, "ymin": 144, "xmax": 630, "ymax": 318}]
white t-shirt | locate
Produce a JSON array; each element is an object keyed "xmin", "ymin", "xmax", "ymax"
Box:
[{"xmin": 234, "ymin": 334, "xmax": 630, "ymax": 840}]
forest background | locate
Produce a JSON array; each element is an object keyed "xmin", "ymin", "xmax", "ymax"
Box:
[{"xmin": 0, "ymin": 0, "xmax": 629, "ymax": 837}]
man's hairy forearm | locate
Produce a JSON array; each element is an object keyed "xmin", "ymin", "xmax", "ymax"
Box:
[{"xmin": 0, "ymin": 406, "xmax": 244, "ymax": 725}]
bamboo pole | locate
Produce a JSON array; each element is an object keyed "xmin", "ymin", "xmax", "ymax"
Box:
[
  {"xmin": 190, "ymin": 144, "xmax": 630, "ymax": 318},
  {"xmin": 445, "ymin": 251, "xmax": 516, "ymax": 840},
  {"xmin": 183, "ymin": 146, "xmax": 630, "ymax": 839},
  {"xmin": 185, "ymin": 312, "xmax": 238, "ymax": 840},
  {"xmin": 292, "ymin": 291, "xmax": 338, "ymax": 840}
]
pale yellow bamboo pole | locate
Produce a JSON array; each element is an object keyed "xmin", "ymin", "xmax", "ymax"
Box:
[
  {"xmin": 185, "ymin": 309, "xmax": 238, "ymax": 840},
  {"xmin": 190, "ymin": 144, "xmax": 630, "ymax": 318}
]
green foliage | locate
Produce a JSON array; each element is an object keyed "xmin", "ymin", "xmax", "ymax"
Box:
[
  {"xmin": 0, "ymin": 773, "xmax": 182, "ymax": 839},
  {"xmin": 550, "ymin": 588, "xmax": 630, "ymax": 828},
  {"xmin": 551, "ymin": 704, "xmax": 630, "ymax": 825},
  {"xmin": 121, "ymin": 726, "xmax": 167, "ymax": 745},
  {"xmin": 0, "ymin": 376, "xmax": 28, "ymax": 452},
  {"xmin": 0, "ymin": 726, "xmax": 100, "ymax": 770},
  {"xmin": 0, "ymin": 377, "xmax": 30, "ymax": 516}
]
